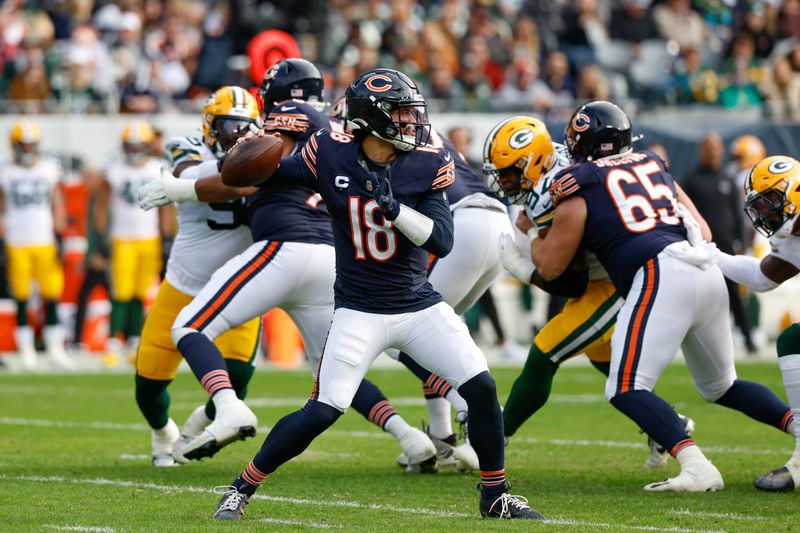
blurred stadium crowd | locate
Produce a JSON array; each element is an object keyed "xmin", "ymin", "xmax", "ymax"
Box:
[{"xmin": 1, "ymin": 0, "xmax": 800, "ymax": 119}]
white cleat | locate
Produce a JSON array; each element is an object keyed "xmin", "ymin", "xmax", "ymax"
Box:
[
  {"xmin": 172, "ymin": 405, "xmax": 213, "ymax": 464},
  {"xmin": 644, "ymin": 461, "xmax": 724, "ymax": 492},
  {"xmin": 152, "ymin": 418, "xmax": 180, "ymax": 467},
  {"xmin": 180, "ymin": 399, "xmax": 257, "ymax": 461},
  {"xmin": 644, "ymin": 414, "xmax": 695, "ymax": 470},
  {"xmin": 15, "ymin": 326, "xmax": 37, "ymax": 370},
  {"xmin": 44, "ymin": 325, "xmax": 73, "ymax": 370},
  {"xmin": 18, "ymin": 348, "xmax": 37, "ymax": 370},
  {"xmin": 453, "ymin": 442, "xmax": 480, "ymax": 471},
  {"xmin": 398, "ymin": 427, "xmax": 436, "ymax": 473}
]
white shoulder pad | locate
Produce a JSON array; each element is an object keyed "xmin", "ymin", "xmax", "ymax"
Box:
[{"xmin": 166, "ymin": 137, "xmax": 212, "ymax": 169}]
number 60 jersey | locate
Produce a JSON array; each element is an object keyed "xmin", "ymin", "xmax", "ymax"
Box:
[
  {"xmin": 164, "ymin": 136, "xmax": 253, "ymax": 296},
  {"xmin": 550, "ymin": 150, "xmax": 687, "ymax": 297}
]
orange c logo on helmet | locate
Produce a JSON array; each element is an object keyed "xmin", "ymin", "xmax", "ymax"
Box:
[
  {"xmin": 365, "ymin": 74, "xmax": 393, "ymax": 93},
  {"xmin": 572, "ymin": 112, "xmax": 591, "ymax": 132}
]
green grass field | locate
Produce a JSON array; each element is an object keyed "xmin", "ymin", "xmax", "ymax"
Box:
[{"xmin": 0, "ymin": 361, "xmax": 797, "ymax": 532}]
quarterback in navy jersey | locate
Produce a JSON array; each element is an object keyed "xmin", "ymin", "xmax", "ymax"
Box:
[
  {"xmin": 533, "ymin": 100, "xmax": 792, "ymax": 493},
  {"xmin": 141, "ymin": 59, "xmax": 437, "ymax": 469},
  {"xmin": 211, "ymin": 68, "xmax": 543, "ymax": 522}
]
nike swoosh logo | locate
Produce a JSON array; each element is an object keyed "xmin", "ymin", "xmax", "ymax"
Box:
[{"xmin": 281, "ymin": 106, "xmax": 296, "ymax": 111}]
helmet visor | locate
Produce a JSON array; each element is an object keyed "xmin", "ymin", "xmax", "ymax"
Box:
[
  {"xmin": 745, "ymin": 187, "xmax": 787, "ymax": 236},
  {"xmin": 214, "ymin": 117, "xmax": 257, "ymax": 152}
]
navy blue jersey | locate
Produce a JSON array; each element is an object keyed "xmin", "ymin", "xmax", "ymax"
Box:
[
  {"xmin": 246, "ymin": 100, "xmax": 339, "ymax": 244},
  {"xmin": 550, "ymin": 150, "xmax": 687, "ymax": 296},
  {"xmin": 288, "ymin": 129, "xmax": 456, "ymax": 313},
  {"xmin": 429, "ymin": 129, "xmax": 490, "ymax": 206}
]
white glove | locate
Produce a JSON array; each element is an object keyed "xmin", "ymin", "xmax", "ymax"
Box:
[
  {"xmin": 137, "ymin": 168, "xmax": 198, "ymax": 210},
  {"xmin": 676, "ymin": 203, "xmax": 703, "ymax": 247},
  {"xmin": 498, "ymin": 233, "xmax": 535, "ymax": 283}
]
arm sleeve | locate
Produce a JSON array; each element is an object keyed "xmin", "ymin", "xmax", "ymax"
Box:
[
  {"xmin": 412, "ymin": 189, "xmax": 454, "ymax": 257},
  {"xmin": 717, "ymin": 252, "xmax": 779, "ymax": 292},
  {"xmin": 257, "ymin": 150, "xmax": 316, "ymax": 190},
  {"xmin": 531, "ymin": 268, "xmax": 589, "ymax": 298}
]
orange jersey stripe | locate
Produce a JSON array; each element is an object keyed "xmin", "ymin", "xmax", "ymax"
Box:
[
  {"xmin": 620, "ymin": 259, "xmax": 656, "ymax": 393},
  {"xmin": 188, "ymin": 242, "xmax": 280, "ymax": 330}
]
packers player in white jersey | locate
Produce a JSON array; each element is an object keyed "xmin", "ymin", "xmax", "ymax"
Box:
[
  {"xmin": 486, "ymin": 116, "xmax": 693, "ymax": 468},
  {"xmin": 0, "ymin": 119, "xmax": 71, "ymax": 369},
  {"xmin": 133, "ymin": 86, "xmax": 262, "ymax": 467},
  {"xmin": 717, "ymin": 156, "xmax": 800, "ymax": 491},
  {"xmin": 94, "ymin": 122, "xmax": 171, "ymax": 363}
]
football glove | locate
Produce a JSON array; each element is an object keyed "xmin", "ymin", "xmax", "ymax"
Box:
[
  {"xmin": 498, "ymin": 233, "xmax": 535, "ymax": 283},
  {"xmin": 374, "ymin": 172, "xmax": 400, "ymax": 221},
  {"xmin": 675, "ymin": 203, "xmax": 703, "ymax": 247},
  {"xmin": 138, "ymin": 168, "xmax": 198, "ymax": 211}
]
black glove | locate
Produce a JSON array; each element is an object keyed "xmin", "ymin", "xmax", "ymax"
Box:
[{"xmin": 374, "ymin": 171, "xmax": 400, "ymax": 221}]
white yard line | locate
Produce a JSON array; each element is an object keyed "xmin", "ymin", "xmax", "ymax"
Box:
[
  {"xmin": 669, "ymin": 509, "xmax": 766, "ymax": 521},
  {"xmin": 0, "ymin": 416, "xmax": 786, "ymax": 456},
  {"xmin": 7, "ymin": 475, "xmax": 726, "ymax": 532},
  {"xmin": 255, "ymin": 518, "xmax": 344, "ymax": 529},
  {"xmin": 44, "ymin": 526, "xmax": 116, "ymax": 533},
  {"xmin": 0, "ymin": 475, "xmax": 473, "ymax": 519},
  {"xmin": 547, "ymin": 518, "xmax": 726, "ymax": 533}
]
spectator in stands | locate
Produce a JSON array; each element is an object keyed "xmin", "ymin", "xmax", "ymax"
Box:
[
  {"xmin": 739, "ymin": 3, "xmax": 776, "ymax": 59},
  {"xmin": 560, "ymin": 0, "xmax": 608, "ymax": 50},
  {"xmin": 718, "ymin": 33, "xmax": 764, "ymax": 108},
  {"xmin": 672, "ymin": 46, "xmax": 719, "ymax": 104},
  {"xmin": 413, "ymin": 21, "xmax": 459, "ymax": 76},
  {"xmin": 684, "ymin": 132, "xmax": 757, "ymax": 354},
  {"xmin": 778, "ymin": 0, "xmax": 800, "ymax": 39},
  {"xmin": 495, "ymin": 60, "xmax": 548, "ymax": 112},
  {"xmin": 8, "ymin": 44, "xmax": 50, "ymax": 111},
  {"xmin": 534, "ymin": 51, "xmax": 575, "ymax": 115},
  {"xmin": 759, "ymin": 56, "xmax": 800, "ymax": 121},
  {"xmin": 509, "ymin": 17, "xmax": 541, "ymax": 65},
  {"xmin": 425, "ymin": 61, "xmax": 464, "ymax": 110},
  {"xmin": 458, "ymin": 55, "xmax": 493, "ymax": 112},
  {"xmin": 653, "ymin": 0, "xmax": 712, "ymax": 51},
  {"xmin": 609, "ymin": 0, "xmax": 658, "ymax": 45},
  {"xmin": 575, "ymin": 63, "xmax": 610, "ymax": 102},
  {"xmin": 789, "ymin": 42, "xmax": 800, "ymax": 74}
]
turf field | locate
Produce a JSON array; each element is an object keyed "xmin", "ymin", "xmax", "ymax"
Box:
[{"xmin": 0, "ymin": 360, "xmax": 797, "ymax": 532}]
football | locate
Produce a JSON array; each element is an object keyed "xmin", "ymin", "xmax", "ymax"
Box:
[{"xmin": 221, "ymin": 134, "xmax": 283, "ymax": 187}]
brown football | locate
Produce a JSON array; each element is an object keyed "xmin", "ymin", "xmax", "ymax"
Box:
[{"xmin": 221, "ymin": 135, "xmax": 283, "ymax": 187}]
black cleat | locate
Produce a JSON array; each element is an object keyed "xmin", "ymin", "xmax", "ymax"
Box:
[
  {"xmin": 213, "ymin": 486, "xmax": 250, "ymax": 520},
  {"xmin": 754, "ymin": 466, "xmax": 798, "ymax": 492},
  {"xmin": 479, "ymin": 485, "xmax": 544, "ymax": 520}
]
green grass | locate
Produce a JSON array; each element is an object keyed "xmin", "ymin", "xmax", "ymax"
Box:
[{"xmin": 0, "ymin": 361, "xmax": 797, "ymax": 532}]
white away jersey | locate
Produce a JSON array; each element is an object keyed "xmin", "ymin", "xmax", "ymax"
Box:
[
  {"xmin": 104, "ymin": 158, "xmax": 163, "ymax": 240},
  {"xmin": 769, "ymin": 224, "xmax": 800, "ymax": 271},
  {"xmin": 164, "ymin": 136, "xmax": 253, "ymax": 296},
  {"xmin": 0, "ymin": 157, "xmax": 62, "ymax": 246}
]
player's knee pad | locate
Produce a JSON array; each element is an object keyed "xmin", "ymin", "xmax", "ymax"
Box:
[
  {"xmin": 777, "ymin": 324, "xmax": 800, "ymax": 358},
  {"xmin": 320, "ymin": 382, "xmax": 358, "ymax": 413},
  {"xmin": 697, "ymin": 376, "xmax": 736, "ymax": 402},
  {"xmin": 457, "ymin": 371, "xmax": 497, "ymax": 405},
  {"xmin": 171, "ymin": 326, "xmax": 198, "ymax": 346}
]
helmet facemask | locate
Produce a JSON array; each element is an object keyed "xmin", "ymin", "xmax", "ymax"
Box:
[
  {"xmin": 13, "ymin": 142, "xmax": 39, "ymax": 166},
  {"xmin": 745, "ymin": 178, "xmax": 798, "ymax": 237},
  {"xmin": 360, "ymin": 95, "xmax": 430, "ymax": 152},
  {"xmin": 485, "ymin": 162, "xmax": 529, "ymax": 204},
  {"xmin": 212, "ymin": 117, "xmax": 258, "ymax": 153}
]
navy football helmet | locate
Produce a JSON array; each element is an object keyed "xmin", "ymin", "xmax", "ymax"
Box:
[
  {"xmin": 345, "ymin": 68, "xmax": 430, "ymax": 151},
  {"xmin": 565, "ymin": 101, "xmax": 632, "ymax": 162},
  {"xmin": 258, "ymin": 58, "xmax": 324, "ymax": 116}
]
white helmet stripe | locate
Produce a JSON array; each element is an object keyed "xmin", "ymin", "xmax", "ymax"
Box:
[{"xmin": 232, "ymin": 86, "xmax": 244, "ymax": 109}]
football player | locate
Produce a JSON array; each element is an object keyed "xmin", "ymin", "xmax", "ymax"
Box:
[
  {"xmin": 209, "ymin": 68, "xmax": 542, "ymax": 521},
  {"xmin": 535, "ymin": 100, "xmax": 793, "ymax": 492},
  {"xmin": 332, "ymin": 98, "xmax": 502, "ymax": 472},
  {"xmin": 485, "ymin": 115, "xmax": 695, "ymax": 469},
  {"xmin": 716, "ymin": 156, "xmax": 800, "ymax": 491},
  {"xmin": 142, "ymin": 60, "xmax": 436, "ymax": 469},
  {"xmin": 133, "ymin": 86, "xmax": 262, "ymax": 467},
  {"xmin": 95, "ymin": 122, "xmax": 169, "ymax": 363},
  {"xmin": 0, "ymin": 119, "xmax": 70, "ymax": 369}
]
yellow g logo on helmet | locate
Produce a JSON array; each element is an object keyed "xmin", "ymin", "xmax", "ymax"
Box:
[
  {"xmin": 483, "ymin": 115, "xmax": 554, "ymax": 202},
  {"xmin": 744, "ymin": 155, "xmax": 800, "ymax": 237},
  {"xmin": 202, "ymin": 86, "xmax": 259, "ymax": 157}
]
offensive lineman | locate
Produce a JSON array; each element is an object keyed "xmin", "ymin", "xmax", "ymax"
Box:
[
  {"xmin": 536, "ymin": 100, "xmax": 793, "ymax": 492},
  {"xmin": 209, "ymin": 68, "xmax": 542, "ymax": 521},
  {"xmin": 133, "ymin": 86, "xmax": 262, "ymax": 466},
  {"xmin": 0, "ymin": 119, "xmax": 70, "ymax": 369},
  {"xmin": 716, "ymin": 155, "xmax": 800, "ymax": 491}
]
